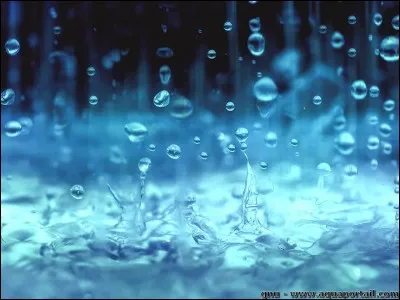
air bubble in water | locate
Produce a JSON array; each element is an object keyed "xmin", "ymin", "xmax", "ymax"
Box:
[
  {"xmin": 348, "ymin": 48, "xmax": 357, "ymax": 57},
  {"xmin": 368, "ymin": 86, "xmax": 379, "ymax": 99},
  {"xmin": 259, "ymin": 161, "xmax": 268, "ymax": 170},
  {"xmin": 49, "ymin": 7, "xmax": 57, "ymax": 19},
  {"xmin": 348, "ymin": 15, "xmax": 357, "ymax": 25},
  {"xmin": 167, "ymin": 144, "xmax": 181, "ymax": 160},
  {"xmin": 334, "ymin": 115, "xmax": 347, "ymax": 131},
  {"xmin": 379, "ymin": 36, "xmax": 399, "ymax": 62},
  {"xmin": 138, "ymin": 157, "xmax": 152, "ymax": 174},
  {"xmin": 170, "ymin": 97, "xmax": 194, "ymax": 119},
  {"xmin": 88, "ymin": 95, "xmax": 98, "ymax": 105},
  {"xmin": 53, "ymin": 26, "xmax": 62, "ymax": 35},
  {"xmin": 87, "ymin": 67, "xmax": 96, "ymax": 76},
  {"xmin": 253, "ymin": 77, "xmax": 278, "ymax": 102},
  {"xmin": 199, "ymin": 152, "xmax": 208, "ymax": 160},
  {"xmin": 224, "ymin": 21, "xmax": 233, "ymax": 32},
  {"xmin": 4, "ymin": 121, "xmax": 22, "ymax": 137},
  {"xmin": 368, "ymin": 115, "xmax": 379, "ymax": 126},
  {"xmin": 371, "ymin": 159, "xmax": 378, "ymax": 170},
  {"xmin": 159, "ymin": 65, "xmax": 171, "ymax": 85},
  {"xmin": 1, "ymin": 89, "xmax": 15, "ymax": 106},
  {"xmin": 290, "ymin": 138, "xmax": 299, "ymax": 147},
  {"xmin": 5, "ymin": 39, "xmax": 20, "ymax": 56},
  {"xmin": 193, "ymin": 136, "xmax": 201, "ymax": 144},
  {"xmin": 227, "ymin": 144, "xmax": 236, "ymax": 153},
  {"xmin": 148, "ymin": 144, "xmax": 156, "ymax": 152},
  {"xmin": 319, "ymin": 25, "xmax": 328, "ymax": 34},
  {"xmin": 344, "ymin": 164, "xmax": 358, "ymax": 178},
  {"xmin": 383, "ymin": 99, "xmax": 395, "ymax": 112},
  {"xmin": 313, "ymin": 95, "xmax": 322, "ymax": 105},
  {"xmin": 382, "ymin": 142, "xmax": 392, "ymax": 155},
  {"xmin": 392, "ymin": 15, "xmax": 399, "ymax": 30},
  {"xmin": 153, "ymin": 90, "xmax": 170, "ymax": 108},
  {"xmin": 240, "ymin": 142, "xmax": 248, "ymax": 151},
  {"xmin": 367, "ymin": 136, "xmax": 380, "ymax": 150},
  {"xmin": 226, "ymin": 101, "xmax": 235, "ymax": 112},
  {"xmin": 249, "ymin": 17, "xmax": 261, "ymax": 32},
  {"xmin": 331, "ymin": 31, "xmax": 345, "ymax": 49},
  {"xmin": 351, "ymin": 80, "xmax": 368, "ymax": 100},
  {"xmin": 124, "ymin": 122, "xmax": 148, "ymax": 142},
  {"xmin": 335, "ymin": 131, "xmax": 355, "ymax": 155},
  {"xmin": 70, "ymin": 185, "xmax": 85, "ymax": 200},
  {"xmin": 373, "ymin": 13, "xmax": 383, "ymax": 26},
  {"xmin": 207, "ymin": 49, "xmax": 217, "ymax": 59},
  {"xmin": 264, "ymin": 131, "xmax": 277, "ymax": 148},
  {"xmin": 235, "ymin": 127, "xmax": 249, "ymax": 143},
  {"xmin": 156, "ymin": 47, "xmax": 174, "ymax": 58},
  {"xmin": 379, "ymin": 123, "xmax": 392, "ymax": 137},
  {"xmin": 247, "ymin": 33, "xmax": 265, "ymax": 56}
]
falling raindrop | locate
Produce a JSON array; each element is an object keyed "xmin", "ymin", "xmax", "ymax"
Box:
[
  {"xmin": 224, "ymin": 21, "xmax": 233, "ymax": 32},
  {"xmin": 367, "ymin": 136, "xmax": 380, "ymax": 150},
  {"xmin": 1, "ymin": 89, "xmax": 16, "ymax": 106},
  {"xmin": 373, "ymin": 13, "xmax": 383, "ymax": 26},
  {"xmin": 5, "ymin": 39, "xmax": 20, "ymax": 56},
  {"xmin": 159, "ymin": 65, "xmax": 171, "ymax": 85},
  {"xmin": 249, "ymin": 17, "xmax": 261, "ymax": 32},
  {"xmin": 313, "ymin": 95, "xmax": 322, "ymax": 105},
  {"xmin": 124, "ymin": 122, "xmax": 148, "ymax": 142},
  {"xmin": 207, "ymin": 49, "xmax": 217, "ymax": 59},
  {"xmin": 53, "ymin": 26, "xmax": 62, "ymax": 35},
  {"xmin": 259, "ymin": 161, "xmax": 268, "ymax": 170},
  {"xmin": 264, "ymin": 131, "xmax": 278, "ymax": 148},
  {"xmin": 153, "ymin": 90, "xmax": 170, "ymax": 108},
  {"xmin": 193, "ymin": 136, "xmax": 201, "ymax": 144},
  {"xmin": 348, "ymin": 48, "xmax": 357, "ymax": 58},
  {"xmin": 88, "ymin": 95, "xmax": 98, "ymax": 105},
  {"xmin": 170, "ymin": 96, "xmax": 194, "ymax": 119},
  {"xmin": 383, "ymin": 99, "xmax": 395, "ymax": 112},
  {"xmin": 290, "ymin": 138, "xmax": 299, "ymax": 147},
  {"xmin": 138, "ymin": 157, "xmax": 152, "ymax": 174},
  {"xmin": 335, "ymin": 131, "xmax": 355, "ymax": 155},
  {"xmin": 369, "ymin": 86, "xmax": 380, "ymax": 98},
  {"xmin": 368, "ymin": 115, "xmax": 379, "ymax": 126},
  {"xmin": 371, "ymin": 159, "xmax": 379, "ymax": 170},
  {"xmin": 392, "ymin": 15, "xmax": 399, "ymax": 30},
  {"xmin": 333, "ymin": 115, "xmax": 347, "ymax": 131},
  {"xmin": 382, "ymin": 142, "xmax": 392, "ymax": 155},
  {"xmin": 225, "ymin": 101, "xmax": 235, "ymax": 112},
  {"xmin": 4, "ymin": 121, "xmax": 22, "ymax": 137},
  {"xmin": 87, "ymin": 66, "xmax": 96, "ymax": 77},
  {"xmin": 227, "ymin": 144, "xmax": 236, "ymax": 153},
  {"xmin": 247, "ymin": 33, "xmax": 265, "ymax": 56},
  {"xmin": 350, "ymin": 80, "xmax": 368, "ymax": 100},
  {"xmin": 379, "ymin": 36, "xmax": 399, "ymax": 62},
  {"xmin": 148, "ymin": 144, "xmax": 156, "ymax": 152},
  {"xmin": 235, "ymin": 127, "xmax": 249, "ymax": 143},
  {"xmin": 319, "ymin": 25, "xmax": 328, "ymax": 34},
  {"xmin": 331, "ymin": 31, "xmax": 345, "ymax": 49},
  {"xmin": 253, "ymin": 77, "xmax": 278, "ymax": 104},
  {"xmin": 348, "ymin": 15, "xmax": 357, "ymax": 25},
  {"xmin": 167, "ymin": 144, "xmax": 181, "ymax": 160},
  {"xmin": 70, "ymin": 185, "xmax": 85, "ymax": 200},
  {"xmin": 240, "ymin": 142, "xmax": 248, "ymax": 151},
  {"xmin": 199, "ymin": 152, "xmax": 208, "ymax": 160},
  {"xmin": 379, "ymin": 123, "xmax": 392, "ymax": 137}
]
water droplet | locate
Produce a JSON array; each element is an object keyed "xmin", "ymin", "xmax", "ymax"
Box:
[
  {"xmin": 259, "ymin": 161, "xmax": 268, "ymax": 170},
  {"xmin": 368, "ymin": 115, "xmax": 379, "ymax": 126},
  {"xmin": 1, "ymin": 89, "xmax": 16, "ymax": 105},
  {"xmin": 368, "ymin": 85, "xmax": 379, "ymax": 98},
  {"xmin": 240, "ymin": 142, "xmax": 248, "ymax": 151},
  {"xmin": 156, "ymin": 47, "xmax": 174, "ymax": 58},
  {"xmin": 167, "ymin": 144, "xmax": 181, "ymax": 160},
  {"xmin": 392, "ymin": 15, "xmax": 399, "ymax": 30},
  {"xmin": 367, "ymin": 135, "xmax": 380, "ymax": 150},
  {"xmin": 351, "ymin": 80, "xmax": 368, "ymax": 100},
  {"xmin": 247, "ymin": 32, "xmax": 265, "ymax": 56},
  {"xmin": 331, "ymin": 31, "xmax": 345, "ymax": 49},
  {"xmin": 383, "ymin": 99, "xmax": 395, "ymax": 112},
  {"xmin": 373, "ymin": 13, "xmax": 383, "ymax": 26},
  {"xmin": 68, "ymin": 185, "xmax": 85, "ymax": 201},
  {"xmin": 124, "ymin": 122, "xmax": 148, "ymax": 142},
  {"xmin": 5, "ymin": 39, "xmax": 20, "ymax": 56},
  {"xmin": 190, "ymin": 136, "xmax": 200, "ymax": 145},
  {"xmin": 153, "ymin": 90, "xmax": 170, "ymax": 108},
  {"xmin": 264, "ymin": 131, "xmax": 278, "ymax": 148},
  {"xmin": 319, "ymin": 25, "xmax": 328, "ymax": 34},
  {"xmin": 335, "ymin": 131, "xmax": 355, "ymax": 155},
  {"xmin": 4, "ymin": 121, "xmax": 22, "ymax": 137},
  {"xmin": 148, "ymin": 144, "xmax": 156, "ymax": 152},
  {"xmin": 379, "ymin": 123, "xmax": 392, "ymax": 137},
  {"xmin": 369, "ymin": 34, "xmax": 373, "ymax": 42},
  {"xmin": 249, "ymin": 17, "xmax": 261, "ymax": 32},
  {"xmin": 88, "ymin": 95, "xmax": 98, "ymax": 105},
  {"xmin": 333, "ymin": 115, "xmax": 347, "ymax": 131},
  {"xmin": 235, "ymin": 127, "xmax": 249, "ymax": 143},
  {"xmin": 382, "ymin": 142, "xmax": 392, "ymax": 155},
  {"xmin": 313, "ymin": 95, "xmax": 322, "ymax": 105},
  {"xmin": 344, "ymin": 164, "xmax": 358, "ymax": 178},
  {"xmin": 207, "ymin": 49, "xmax": 217, "ymax": 59},
  {"xmin": 170, "ymin": 96, "xmax": 194, "ymax": 119},
  {"xmin": 87, "ymin": 67, "xmax": 96, "ymax": 77},
  {"xmin": 224, "ymin": 21, "xmax": 233, "ymax": 31},
  {"xmin": 348, "ymin": 15, "xmax": 357, "ymax": 25},
  {"xmin": 53, "ymin": 26, "xmax": 62, "ymax": 35},
  {"xmin": 348, "ymin": 48, "xmax": 357, "ymax": 58},
  {"xmin": 227, "ymin": 144, "xmax": 236, "ymax": 153},
  {"xmin": 290, "ymin": 138, "xmax": 299, "ymax": 147},
  {"xmin": 225, "ymin": 101, "xmax": 235, "ymax": 112},
  {"xmin": 253, "ymin": 76, "xmax": 278, "ymax": 103},
  {"xmin": 49, "ymin": 7, "xmax": 57, "ymax": 19},
  {"xmin": 199, "ymin": 152, "xmax": 208, "ymax": 160},
  {"xmin": 370, "ymin": 159, "xmax": 378, "ymax": 170},
  {"xmin": 138, "ymin": 157, "xmax": 151, "ymax": 173},
  {"xmin": 157, "ymin": 66, "xmax": 172, "ymax": 86},
  {"xmin": 379, "ymin": 36, "xmax": 399, "ymax": 62}
]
